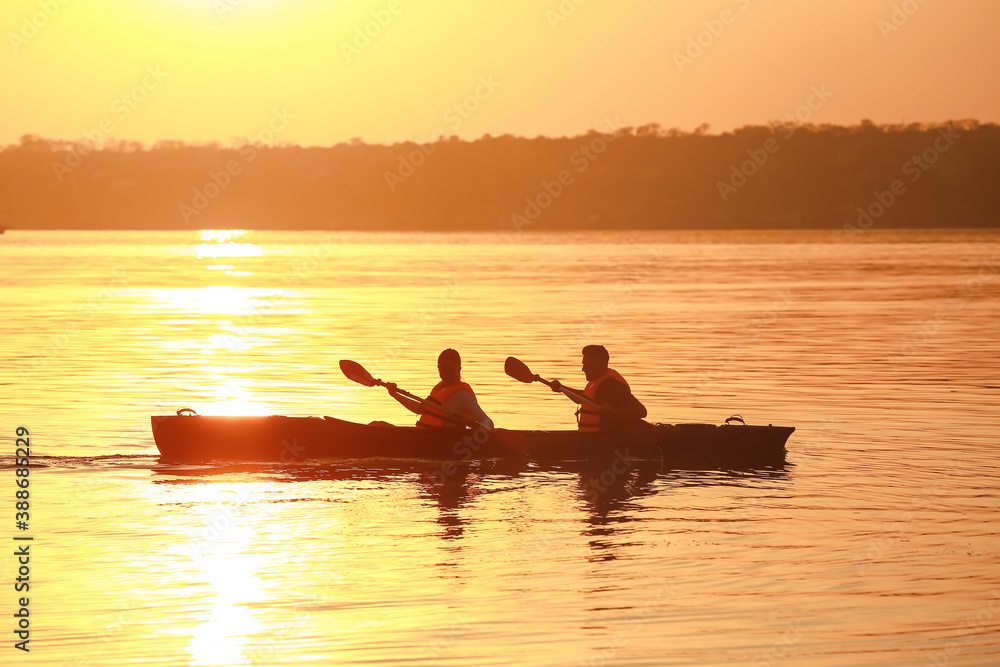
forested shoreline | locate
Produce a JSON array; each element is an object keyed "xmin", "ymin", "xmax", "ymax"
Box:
[{"xmin": 2, "ymin": 120, "xmax": 997, "ymax": 231}]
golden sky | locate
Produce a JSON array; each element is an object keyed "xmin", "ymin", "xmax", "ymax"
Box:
[{"xmin": 2, "ymin": 0, "xmax": 998, "ymax": 146}]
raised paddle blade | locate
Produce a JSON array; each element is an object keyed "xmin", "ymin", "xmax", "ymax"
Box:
[
  {"xmin": 504, "ymin": 357, "xmax": 536, "ymax": 384},
  {"xmin": 339, "ymin": 359, "xmax": 378, "ymax": 387}
]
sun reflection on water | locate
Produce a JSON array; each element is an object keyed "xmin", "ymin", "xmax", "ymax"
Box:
[
  {"xmin": 155, "ymin": 285, "xmax": 284, "ymax": 316},
  {"xmin": 201, "ymin": 376, "xmax": 274, "ymax": 416},
  {"xmin": 195, "ymin": 229, "xmax": 264, "ymax": 260},
  {"xmin": 185, "ymin": 484, "xmax": 268, "ymax": 667}
]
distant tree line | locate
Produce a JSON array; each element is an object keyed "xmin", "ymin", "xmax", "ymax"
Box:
[{"xmin": 1, "ymin": 120, "xmax": 997, "ymax": 231}]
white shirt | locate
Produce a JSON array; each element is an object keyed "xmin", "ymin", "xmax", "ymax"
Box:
[{"xmin": 441, "ymin": 388, "xmax": 495, "ymax": 429}]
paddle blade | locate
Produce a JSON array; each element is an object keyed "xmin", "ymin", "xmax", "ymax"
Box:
[
  {"xmin": 504, "ymin": 356, "xmax": 536, "ymax": 384},
  {"xmin": 340, "ymin": 359, "xmax": 378, "ymax": 387}
]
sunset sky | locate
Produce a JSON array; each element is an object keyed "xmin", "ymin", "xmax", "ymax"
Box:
[{"xmin": 2, "ymin": 0, "xmax": 998, "ymax": 147}]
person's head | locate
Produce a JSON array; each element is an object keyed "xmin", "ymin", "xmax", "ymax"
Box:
[
  {"xmin": 581, "ymin": 345, "xmax": 609, "ymax": 381},
  {"xmin": 437, "ymin": 348, "xmax": 462, "ymax": 383}
]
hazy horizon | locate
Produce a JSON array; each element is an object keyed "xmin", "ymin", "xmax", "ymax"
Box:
[{"xmin": 7, "ymin": 117, "xmax": 994, "ymax": 150}]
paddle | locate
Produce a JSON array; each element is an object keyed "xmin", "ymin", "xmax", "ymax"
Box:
[
  {"xmin": 339, "ymin": 359, "xmax": 492, "ymax": 431},
  {"xmin": 503, "ymin": 357, "xmax": 600, "ymax": 408}
]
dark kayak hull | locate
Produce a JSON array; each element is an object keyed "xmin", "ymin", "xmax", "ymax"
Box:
[{"xmin": 151, "ymin": 414, "xmax": 794, "ymax": 469}]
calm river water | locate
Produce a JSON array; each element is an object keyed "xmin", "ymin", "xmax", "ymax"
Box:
[{"xmin": 1, "ymin": 229, "xmax": 998, "ymax": 666}]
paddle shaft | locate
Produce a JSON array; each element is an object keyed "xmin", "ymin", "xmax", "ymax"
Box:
[
  {"xmin": 376, "ymin": 378, "xmax": 493, "ymax": 431},
  {"xmin": 533, "ymin": 375, "xmax": 601, "ymax": 409},
  {"xmin": 373, "ymin": 380, "xmax": 423, "ymax": 404},
  {"xmin": 340, "ymin": 358, "xmax": 493, "ymax": 431}
]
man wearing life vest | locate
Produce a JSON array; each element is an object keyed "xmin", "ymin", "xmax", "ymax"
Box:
[
  {"xmin": 550, "ymin": 345, "xmax": 647, "ymax": 431},
  {"xmin": 388, "ymin": 349, "xmax": 495, "ymax": 429}
]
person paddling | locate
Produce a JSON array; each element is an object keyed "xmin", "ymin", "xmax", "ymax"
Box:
[
  {"xmin": 388, "ymin": 349, "xmax": 495, "ymax": 429},
  {"xmin": 550, "ymin": 345, "xmax": 647, "ymax": 431}
]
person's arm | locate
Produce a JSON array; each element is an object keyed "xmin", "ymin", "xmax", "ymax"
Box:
[
  {"xmin": 445, "ymin": 390, "xmax": 495, "ymax": 429},
  {"xmin": 597, "ymin": 381, "xmax": 647, "ymax": 421},
  {"xmin": 548, "ymin": 380, "xmax": 584, "ymax": 404},
  {"xmin": 386, "ymin": 383, "xmax": 424, "ymax": 416}
]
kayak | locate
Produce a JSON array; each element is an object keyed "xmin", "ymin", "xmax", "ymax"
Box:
[{"xmin": 151, "ymin": 411, "xmax": 794, "ymax": 469}]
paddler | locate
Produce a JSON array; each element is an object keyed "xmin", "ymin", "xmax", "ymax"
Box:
[
  {"xmin": 550, "ymin": 345, "xmax": 647, "ymax": 431},
  {"xmin": 388, "ymin": 348, "xmax": 495, "ymax": 429}
]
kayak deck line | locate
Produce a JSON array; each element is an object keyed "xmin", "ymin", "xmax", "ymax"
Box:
[{"xmin": 150, "ymin": 410, "xmax": 794, "ymax": 469}]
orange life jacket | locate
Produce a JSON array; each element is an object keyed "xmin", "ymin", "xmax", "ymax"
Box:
[
  {"xmin": 578, "ymin": 368, "xmax": 629, "ymax": 432},
  {"xmin": 416, "ymin": 381, "xmax": 475, "ymax": 428}
]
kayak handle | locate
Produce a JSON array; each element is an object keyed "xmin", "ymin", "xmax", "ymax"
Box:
[
  {"xmin": 724, "ymin": 414, "xmax": 745, "ymax": 426},
  {"xmin": 177, "ymin": 408, "xmax": 199, "ymax": 416}
]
